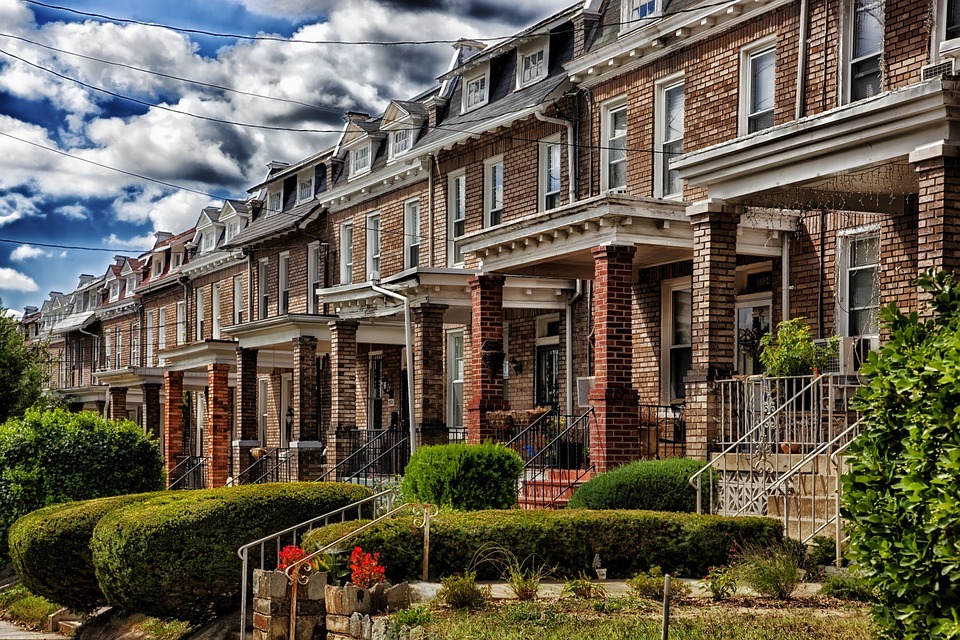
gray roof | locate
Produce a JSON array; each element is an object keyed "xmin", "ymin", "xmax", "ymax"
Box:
[{"xmin": 222, "ymin": 200, "xmax": 322, "ymax": 249}]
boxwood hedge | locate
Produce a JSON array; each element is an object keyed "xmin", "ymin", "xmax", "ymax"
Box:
[
  {"xmin": 401, "ymin": 443, "xmax": 524, "ymax": 510},
  {"xmin": 302, "ymin": 508, "xmax": 781, "ymax": 582},
  {"xmin": 8, "ymin": 491, "xmax": 168, "ymax": 612},
  {"xmin": 567, "ymin": 458, "xmax": 708, "ymax": 512},
  {"xmin": 90, "ymin": 482, "xmax": 372, "ymax": 623}
]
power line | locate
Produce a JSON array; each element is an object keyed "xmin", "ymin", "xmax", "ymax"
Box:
[{"xmin": 0, "ymin": 237, "xmax": 145, "ymax": 253}]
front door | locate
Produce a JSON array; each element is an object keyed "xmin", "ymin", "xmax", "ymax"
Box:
[
  {"xmin": 368, "ymin": 353, "xmax": 383, "ymax": 430},
  {"xmin": 535, "ymin": 345, "xmax": 559, "ymax": 408}
]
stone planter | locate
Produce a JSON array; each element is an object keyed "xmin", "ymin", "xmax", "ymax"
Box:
[
  {"xmin": 252, "ymin": 569, "xmax": 326, "ymax": 640},
  {"xmin": 325, "ymin": 582, "xmax": 410, "ymax": 640}
]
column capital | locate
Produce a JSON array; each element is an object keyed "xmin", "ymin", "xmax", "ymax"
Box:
[
  {"xmin": 468, "ymin": 273, "xmax": 505, "ymax": 290},
  {"xmin": 686, "ymin": 198, "xmax": 744, "ymax": 221},
  {"xmin": 591, "ymin": 244, "xmax": 637, "ymax": 259},
  {"xmin": 909, "ymin": 140, "xmax": 960, "ymax": 164}
]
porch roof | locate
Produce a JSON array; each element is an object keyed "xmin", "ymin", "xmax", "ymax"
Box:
[
  {"xmin": 93, "ymin": 366, "xmax": 167, "ymax": 387},
  {"xmin": 221, "ymin": 313, "xmax": 406, "ymax": 348}
]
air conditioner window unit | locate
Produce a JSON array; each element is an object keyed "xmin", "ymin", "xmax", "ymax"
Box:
[
  {"xmin": 815, "ymin": 336, "xmax": 877, "ymax": 374},
  {"xmin": 577, "ymin": 376, "xmax": 596, "ymax": 408}
]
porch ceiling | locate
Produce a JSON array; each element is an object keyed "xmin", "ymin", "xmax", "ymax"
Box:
[
  {"xmin": 673, "ymin": 79, "xmax": 959, "ymax": 207},
  {"xmin": 158, "ymin": 339, "xmax": 241, "ymax": 372},
  {"xmin": 93, "ymin": 366, "xmax": 166, "ymax": 387},
  {"xmin": 220, "ymin": 314, "xmax": 337, "ymax": 351}
]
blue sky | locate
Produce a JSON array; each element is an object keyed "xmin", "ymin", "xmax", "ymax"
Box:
[{"xmin": 0, "ymin": 0, "xmax": 571, "ymax": 315}]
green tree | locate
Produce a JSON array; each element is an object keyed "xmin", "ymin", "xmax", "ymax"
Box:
[
  {"xmin": 843, "ymin": 270, "xmax": 960, "ymax": 639},
  {"xmin": 0, "ymin": 304, "xmax": 50, "ymax": 423}
]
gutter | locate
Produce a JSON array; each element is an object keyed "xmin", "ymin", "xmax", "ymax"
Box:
[
  {"xmin": 535, "ymin": 106, "xmax": 576, "ymax": 204},
  {"xmin": 369, "ymin": 283, "xmax": 418, "ymax": 455}
]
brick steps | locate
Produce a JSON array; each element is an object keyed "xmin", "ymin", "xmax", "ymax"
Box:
[{"xmin": 518, "ymin": 469, "xmax": 594, "ymax": 509}]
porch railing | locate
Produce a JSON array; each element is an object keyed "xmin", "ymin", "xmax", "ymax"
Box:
[
  {"xmin": 232, "ymin": 448, "xmax": 298, "ymax": 485},
  {"xmin": 167, "ymin": 456, "xmax": 207, "ymax": 490},
  {"xmin": 638, "ymin": 404, "xmax": 686, "ymax": 459},
  {"xmin": 317, "ymin": 428, "xmax": 410, "ymax": 485}
]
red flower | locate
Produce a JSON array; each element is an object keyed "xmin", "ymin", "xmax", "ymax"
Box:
[
  {"xmin": 349, "ymin": 546, "xmax": 386, "ymax": 589},
  {"xmin": 278, "ymin": 544, "xmax": 308, "ymax": 571}
]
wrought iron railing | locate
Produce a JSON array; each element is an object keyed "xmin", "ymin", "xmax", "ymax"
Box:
[
  {"xmin": 638, "ymin": 404, "xmax": 685, "ymax": 459},
  {"xmin": 167, "ymin": 456, "xmax": 207, "ymax": 490},
  {"xmin": 448, "ymin": 427, "xmax": 466, "ymax": 443},
  {"xmin": 236, "ymin": 489, "xmax": 396, "ymax": 640},
  {"xmin": 494, "ymin": 408, "xmax": 559, "ymax": 460},
  {"xmin": 317, "ymin": 428, "xmax": 409, "ymax": 485},
  {"xmin": 232, "ymin": 448, "xmax": 297, "ymax": 485}
]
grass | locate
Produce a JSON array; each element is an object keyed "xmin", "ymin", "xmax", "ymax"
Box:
[
  {"xmin": 420, "ymin": 597, "xmax": 874, "ymax": 639},
  {"xmin": 0, "ymin": 583, "xmax": 61, "ymax": 630}
]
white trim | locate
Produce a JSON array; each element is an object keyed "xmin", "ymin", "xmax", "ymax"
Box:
[
  {"xmin": 660, "ymin": 276, "xmax": 692, "ymax": 403},
  {"xmin": 258, "ymin": 258, "xmax": 269, "ymax": 320},
  {"xmin": 234, "ymin": 274, "xmax": 244, "ymax": 324},
  {"xmin": 539, "ymin": 134, "xmax": 562, "ymax": 211},
  {"xmin": 655, "ymin": 73, "xmax": 685, "ymax": 199},
  {"xmin": 297, "ymin": 170, "xmax": 314, "ymax": 205},
  {"xmin": 195, "ymin": 286, "xmax": 205, "ymax": 341},
  {"xmin": 390, "ymin": 128, "xmax": 412, "ymax": 159},
  {"xmin": 158, "ymin": 307, "xmax": 166, "ymax": 351},
  {"xmin": 842, "ymin": 0, "xmax": 884, "ymax": 105},
  {"xmin": 350, "ymin": 145, "xmax": 372, "ymax": 178},
  {"xmin": 146, "ymin": 311, "xmax": 155, "ymax": 366},
  {"xmin": 212, "ymin": 283, "xmax": 222, "ymax": 339},
  {"xmin": 621, "ymin": 0, "xmax": 660, "ymax": 34},
  {"xmin": 739, "ymin": 37, "xmax": 777, "ymax": 136},
  {"xmin": 448, "ymin": 170, "xmax": 466, "ymax": 266},
  {"xmin": 462, "ymin": 65, "xmax": 491, "ymax": 113},
  {"xmin": 278, "ymin": 251, "xmax": 290, "ymax": 314},
  {"xmin": 483, "ymin": 155, "xmax": 504, "ymax": 227},
  {"xmin": 517, "ymin": 38, "xmax": 549, "ymax": 89},
  {"xmin": 366, "ymin": 212, "xmax": 381, "ymax": 281},
  {"xmin": 307, "ymin": 241, "xmax": 320, "ymax": 315},
  {"xmin": 446, "ymin": 330, "xmax": 465, "ymax": 432},
  {"xmin": 536, "ymin": 313, "xmax": 561, "ymax": 346},
  {"xmin": 404, "ymin": 198, "xmax": 421, "ymax": 270},
  {"xmin": 340, "ymin": 222, "xmax": 354, "ymax": 285},
  {"xmin": 600, "ymin": 96, "xmax": 628, "ymax": 191},
  {"xmin": 836, "ymin": 224, "xmax": 881, "ymax": 338},
  {"xmin": 176, "ymin": 300, "xmax": 186, "ymax": 346}
]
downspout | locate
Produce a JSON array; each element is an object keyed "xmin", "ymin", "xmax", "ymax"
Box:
[
  {"xmin": 781, "ymin": 233, "xmax": 791, "ymax": 323},
  {"xmin": 795, "ymin": 0, "xmax": 810, "ymax": 120},
  {"xmin": 536, "ymin": 107, "xmax": 576, "ymax": 205},
  {"xmin": 370, "ymin": 283, "xmax": 417, "ymax": 455},
  {"xmin": 565, "ymin": 280, "xmax": 584, "ymax": 415}
]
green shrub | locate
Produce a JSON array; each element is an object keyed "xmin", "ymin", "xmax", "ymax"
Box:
[
  {"xmin": 0, "ymin": 584, "xmax": 61, "ymax": 631},
  {"xmin": 561, "ymin": 572, "xmax": 606, "ymax": 600},
  {"xmin": 806, "ymin": 536, "xmax": 839, "ymax": 569},
  {"xmin": 0, "ymin": 408, "xmax": 163, "ymax": 562},
  {"xmin": 303, "ymin": 508, "xmax": 781, "ymax": 582},
  {"xmin": 819, "ymin": 569, "xmax": 875, "ymax": 602},
  {"xmin": 9, "ymin": 491, "xmax": 168, "ymax": 612},
  {"xmin": 401, "ymin": 443, "xmax": 523, "ymax": 510},
  {"xmin": 567, "ymin": 458, "xmax": 707, "ymax": 512},
  {"xmin": 733, "ymin": 542, "xmax": 801, "ymax": 599},
  {"xmin": 436, "ymin": 571, "xmax": 489, "ymax": 609},
  {"xmin": 701, "ymin": 565, "xmax": 737, "ymax": 601},
  {"xmin": 91, "ymin": 482, "xmax": 372, "ymax": 623},
  {"xmin": 625, "ymin": 566, "xmax": 691, "ymax": 600},
  {"xmin": 843, "ymin": 271, "xmax": 960, "ymax": 639}
]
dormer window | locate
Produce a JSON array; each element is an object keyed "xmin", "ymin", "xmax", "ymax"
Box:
[
  {"xmin": 225, "ymin": 220, "xmax": 242, "ymax": 242},
  {"xmin": 201, "ymin": 232, "xmax": 215, "ymax": 252},
  {"xmin": 298, "ymin": 177, "xmax": 313, "ymax": 202},
  {"xmin": 126, "ymin": 275, "xmax": 136, "ymax": 294},
  {"xmin": 352, "ymin": 145, "xmax": 371, "ymax": 176},
  {"xmin": 152, "ymin": 255, "xmax": 164, "ymax": 277},
  {"xmin": 391, "ymin": 129, "xmax": 411, "ymax": 158},
  {"xmin": 622, "ymin": 0, "xmax": 658, "ymax": 27},
  {"xmin": 109, "ymin": 281, "xmax": 120, "ymax": 302},
  {"xmin": 173, "ymin": 252, "xmax": 183, "ymax": 268},
  {"xmin": 463, "ymin": 72, "xmax": 489, "ymax": 111},
  {"xmin": 518, "ymin": 44, "xmax": 547, "ymax": 88},
  {"xmin": 268, "ymin": 191, "xmax": 282, "ymax": 214}
]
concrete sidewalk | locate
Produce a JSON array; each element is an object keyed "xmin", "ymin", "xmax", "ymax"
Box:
[{"xmin": 0, "ymin": 620, "xmax": 62, "ymax": 639}]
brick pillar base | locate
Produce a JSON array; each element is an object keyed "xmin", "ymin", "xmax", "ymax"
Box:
[
  {"xmin": 141, "ymin": 383, "xmax": 162, "ymax": 439},
  {"xmin": 163, "ymin": 371, "xmax": 185, "ymax": 481},
  {"xmin": 467, "ymin": 275, "xmax": 508, "ymax": 444},
  {"xmin": 911, "ymin": 144, "xmax": 960, "ymax": 314},
  {"xmin": 206, "ymin": 363, "xmax": 231, "ymax": 487},
  {"xmin": 108, "ymin": 387, "xmax": 128, "ymax": 422}
]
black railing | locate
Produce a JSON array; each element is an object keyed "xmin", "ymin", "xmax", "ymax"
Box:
[
  {"xmin": 638, "ymin": 404, "xmax": 686, "ymax": 459},
  {"xmin": 494, "ymin": 408, "xmax": 560, "ymax": 460},
  {"xmin": 234, "ymin": 448, "xmax": 297, "ymax": 485},
  {"xmin": 448, "ymin": 427, "xmax": 466, "ymax": 444},
  {"xmin": 168, "ymin": 456, "xmax": 207, "ymax": 490},
  {"xmin": 318, "ymin": 428, "xmax": 409, "ymax": 485}
]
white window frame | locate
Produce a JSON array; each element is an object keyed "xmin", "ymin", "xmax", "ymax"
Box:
[
  {"xmin": 298, "ymin": 176, "xmax": 313, "ymax": 203},
  {"xmin": 172, "ymin": 251, "xmax": 184, "ymax": 268},
  {"xmin": 115, "ymin": 326, "xmax": 122, "ymax": 367},
  {"xmin": 307, "ymin": 241, "xmax": 321, "ymax": 315},
  {"xmin": 257, "ymin": 377, "xmax": 268, "ymax": 443},
  {"xmin": 351, "ymin": 145, "xmax": 371, "ymax": 177},
  {"xmin": 366, "ymin": 213, "xmax": 381, "ymax": 281},
  {"xmin": 212, "ymin": 283, "xmax": 221, "ymax": 339},
  {"xmin": 463, "ymin": 69, "xmax": 490, "ymax": 112},
  {"xmin": 539, "ymin": 135, "xmax": 562, "ymax": 211},
  {"xmin": 517, "ymin": 42, "xmax": 548, "ymax": 89},
  {"xmin": 104, "ymin": 332, "xmax": 112, "ymax": 369},
  {"xmin": 152, "ymin": 256, "xmax": 164, "ymax": 278},
  {"xmin": 661, "ymin": 276, "xmax": 693, "ymax": 403},
  {"xmin": 390, "ymin": 129, "xmax": 411, "ymax": 158},
  {"xmin": 842, "ymin": 0, "xmax": 884, "ymax": 104},
  {"xmin": 146, "ymin": 311, "xmax": 155, "ymax": 366},
  {"xmin": 448, "ymin": 170, "xmax": 466, "ymax": 266},
  {"xmin": 483, "ymin": 156, "xmax": 504, "ymax": 227},
  {"xmin": 109, "ymin": 280, "xmax": 120, "ymax": 302},
  {"xmin": 233, "ymin": 275, "xmax": 244, "ymax": 324},
  {"xmin": 655, "ymin": 74, "xmax": 685, "ymax": 199},
  {"xmin": 601, "ymin": 97, "xmax": 628, "ymax": 192},
  {"xmin": 130, "ymin": 321, "xmax": 139, "ymax": 367},
  {"xmin": 278, "ymin": 252, "xmax": 290, "ymax": 314},
  {"xmin": 201, "ymin": 231, "xmax": 215, "ymax": 252},
  {"xmin": 158, "ymin": 307, "xmax": 166, "ymax": 351},
  {"xmin": 837, "ymin": 225, "xmax": 881, "ymax": 338},
  {"xmin": 268, "ymin": 190, "xmax": 282, "ymax": 214},
  {"xmin": 225, "ymin": 219, "xmax": 241, "ymax": 242},
  {"xmin": 126, "ymin": 275, "xmax": 136, "ymax": 294},
  {"xmin": 195, "ymin": 287, "xmax": 205, "ymax": 341},
  {"xmin": 258, "ymin": 259, "xmax": 269, "ymax": 319},
  {"xmin": 340, "ymin": 222, "xmax": 354, "ymax": 285},
  {"xmin": 446, "ymin": 330, "xmax": 465, "ymax": 432},
  {"xmin": 740, "ymin": 39, "xmax": 776, "ymax": 135},
  {"xmin": 622, "ymin": 0, "xmax": 659, "ymax": 31},
  {"xmin": 937, "ymin": 0, "xmax": 960, "ymax": 55},
  {"xmin": 404, "ymin": 199, "xmax": 420, "ymax": 270}
]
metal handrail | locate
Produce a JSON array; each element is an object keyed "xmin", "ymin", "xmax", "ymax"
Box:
[
  {"xmin": 231, "ymin": 447, "xmax": 282, "ymax": 485},
  {"xmin": 235, "ymin": 489, "xmax": 397, "ymax": 640},
  {"xmin": 166, "ymin": 456, "xmax": 207, "ymax": 490},
  {"xmin": 284, "ymin": 502, "xmax": 438, "ymax": 640},
  {"xmin": 249, "ymin": 448, "xmax": 296, "ymax": 485},
  {"xmin": 689, "ymin": 374, "xmax": 823, "ymax": 514},
  {"xmin": 830, "ymin": 434, "xmax": 857, "ymax": 566},
  {"xmin": 504, "ymin": 407, "xmax": 560, "ymax": 448},
  {"xmin": 317, "ymin": 428, "xmax": 394, "ymax": 482},
  {"xmin": 517, "ymin": 407, "xmax": 593, "ymax": 509},
  {"xmin": 340, "ymin": 436, "xmax": 409, "ymax": 483},
  {"xmin": 768, "ymin": 419, "xmax": 861, "ymax": 496}
]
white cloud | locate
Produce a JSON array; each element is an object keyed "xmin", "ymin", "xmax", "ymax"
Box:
[
  {"xmin": 105, "ymin": 233, "xmax": 157, "ymax": 251},
  {"xmin": 10, "ymin": 244, "xmax": 49, "ymax": 261},
  {"xmin": 0, "ymin": 192, "xmax": 41, "ymax": 226},
  {"xmin": 0, "ymin": 267, "xmax": 39, "ymax": 292},
  {"xmin": 55, "ymin": 204, "xmax": 88, "ymax": 220}
]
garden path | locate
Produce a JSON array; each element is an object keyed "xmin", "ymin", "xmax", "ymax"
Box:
[{"xmin": 0, "ymin": 620, "xmax": 62, "ymax": 639}]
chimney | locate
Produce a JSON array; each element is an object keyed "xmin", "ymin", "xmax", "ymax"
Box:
[
  {"xmin": 343, "ymin": 111, "xmax": 371, "ymax": 123},
  {"xmin": 453, "ymin": 38, "xmax": 487, "ymax": 62},
  {"xmin": 77, "ymin": 274, "xmax": 94, "ymax": 286}
]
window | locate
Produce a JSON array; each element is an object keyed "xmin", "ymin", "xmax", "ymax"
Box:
[
  {"xmin": 742, "ymin": 45, "xmax": 775, "ymax": 134},
  {"xmin": 195, "ymin": 287, "xmax": 205, "ymax": 340},
  {"xmin": 172, "ymin": 252, "xmax": 183, "ymax": 268},
  {"xmin": 201, "ymin": 232, "xmax": 215, "ymax": 252},
  {"xmin": 278, "ymin": 252, "xmax": 290, "ymax": 313},
  {"xmin": 109, "ymin": 280, "xmax": 120, "ymax": 302},
  {"xmin": 351, "ymin": 146, "xmax": 371, "ymax": 176},
  {"xmin": 158, "ymin": 307, "xmax": 166, "ymax": 350},
  {"xmin": 623, "ymin": 0, "xmax": 658, "ymax": 26},
  {"xmin": 535, "ymin": 315, "xmax": 561, "ymax": 408},
  {"xmin": 130, "ymin": 322, "xmax": 139, "ymax": 367},
  {"xmin": 233, "ymin": 275, "xmax": 244, "ymax": 324},
  {"xmin": 225, "ymin": 220, "xmax": 241, "ymax": 241},
  {"xmin": 484, "ymin": 157, "xmax": 504, "ymax": 227},
  {"xmin": 391, "ymin": 129, "xmax": 411, "ymax": 157},
  {"xmin": 603, "ymin": 101, "xmax": 627, "ymax": 191},
  {"xmin": 448, "ymin": 171, "xmax": 466, "ymax": 266},
  {"xmin": 447, "ymin": 332, "xmax": 464, "ymax": 433},
  {"xmin": 340, "ymin": 223, "xmax": 354, "ymax": 285},
  {"xmin": 298, "ymin": 177, "xmax": 312, "ymax": 202},
  {"xmin": 268, "ymin": 191, "xmax": 282, "ymax": 214},
  {"xmin": 404, "ymin": 200, "xmax": 420, "ymax": 269},
  {"xmin": 838, "ymin": 228, "xmax": 880, "ymax": 336},
  {"xmin": 258, "ymin": 259, "xmax": 269, "ymax": 319},
  {"xmin": 126, "ymin": 275, "xmax": 136, "ymax": 294},
  {"xmin": 657, "ymin": 78, "xmax": 684, "ymax": 197},
  {"xmin": 540, "ymin": 137, "xmax": 562, "ymax": 211},
  {"xmin": 212, "ymin": 283, "xmax": 221, "ymax": 339},
  {"xmin": 307, "ymin": 242, "xmax": 321, "ymax": 314},
  {"xmin": 366, "ymin": 214, "xmax": 381, "ymax": 280},
  {"xmin": 152, "ymin": 256, "xmax": 164, "ymax": 278},
  {"xmin": 663, "ymin": 279, "xmax": 692, "ymax": 402},
  {"xmin": 146, "ymin": 311, "xmax": 154, "ymax": 366},
  {"xmin": 463, "ymin": 73, "xmax": 488, "ymax": 111},
  {"xmin": 257, "ymin": 378, "xmax": 268, "ymax": 443},
  {"xmin": 949, "ymin": 0, "xmax": 960, "ymax": 40},
  {"xmin": 848, "ymin": 0, "xmax": 883, "ymax": 101},
  {"xmin": 115, "ymin": 326, "xmax": 122, "ymax": 368},
  {"xmin": 518, "ymin": 47, "xmax": 546, "ymax": 87},
  {"xmin": 104, "ymin": 332, "xmax": 112, "ymax": 369}
]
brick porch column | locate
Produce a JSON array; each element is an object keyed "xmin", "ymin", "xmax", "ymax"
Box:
[
  {"xmin": 685, "ymin": 200, "xmax": 741, "ymax": 460},
  {"xmin": 467, "ymin": 274, "xmax": 508, "ymax": 444},
  {"xmin": 108, "ymin": 387, "xmax": 127, "ymax": 421},
  {"xmin": 163, "ymin": 371, "xmax": 184, "ymax": 480},
  {"xmin": 293, "ymin": 336, "xmax": 319, "ymax": 441},
  {"xmin": 206, "ymin": 363, "xmax": 231, "ymax": 487},
  {"xmin": 141, "ymin": 383, "xmax": 162, "ymax": 439},
  {"xmin": 412, "ymin": 303, "xmax": 448, "ymax": 436},
  {"xmin": 329, "ymin": 321, "xmax": 358, "ymax": 471},
  {"xmin": 910, "ymin": 142, "xmax": 960, "ymax": 314},
  {"xmin": 234, "ymin": 347, "xmax": 259, "ymax": 476},
  {"xmin": 587, "ymin": 245, "xmax": 639, "ymax": 472}
]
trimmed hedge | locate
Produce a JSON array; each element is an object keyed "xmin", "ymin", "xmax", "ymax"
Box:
[
  {"xmin": 567, "ymin": 458, "xmax": 707, "ymax": 512},
  {"xmin": 9, "ymin": 491, "xmax": 167, "ymax": 612},
  {"xmin": 91, "ymin": 482, "xmax": 372, "ymax": 623},
  {"xmin": 302, "ymin": 508, "xmax": 781, "ymax": 582},
  {"xmin": 401, "ymin": 443, "xmax": 523, "ymax": 510}
]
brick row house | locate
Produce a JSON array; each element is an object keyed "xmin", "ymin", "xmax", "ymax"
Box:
[{"xmin": 21, "ymin": 0, "xmax": 960, "ymax": 500}]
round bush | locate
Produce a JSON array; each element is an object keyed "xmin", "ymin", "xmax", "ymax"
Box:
[
  {"xmin": 302, "ymin": 508, "xmax": 781, "ymax": 582},
  {"xmin": 91, "ymin": 482, "xmax": 372, "ymax": 623},
  {"xmin": 401, "ymin": 442, "xmax": 523, "ymax": 510},
  {"xmin": 8, "ymin": 491, "xmax": 168, "ymax": 612},
  {"xmin": 0, "ymin": 408, "xmax": 163, "ymax": 562},
  {"xmin": 567, "ymin": 458, "xmax": 707, "ymax": 512}
]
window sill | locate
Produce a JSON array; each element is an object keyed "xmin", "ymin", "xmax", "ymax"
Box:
[{"xmin": 939, "ymin": 38, "xmax": 960, "ymax": 58}]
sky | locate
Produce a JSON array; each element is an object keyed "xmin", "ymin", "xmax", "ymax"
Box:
[{"xmin": 0, "ymin": 0, "xmax": 573, "ymax": 316}]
